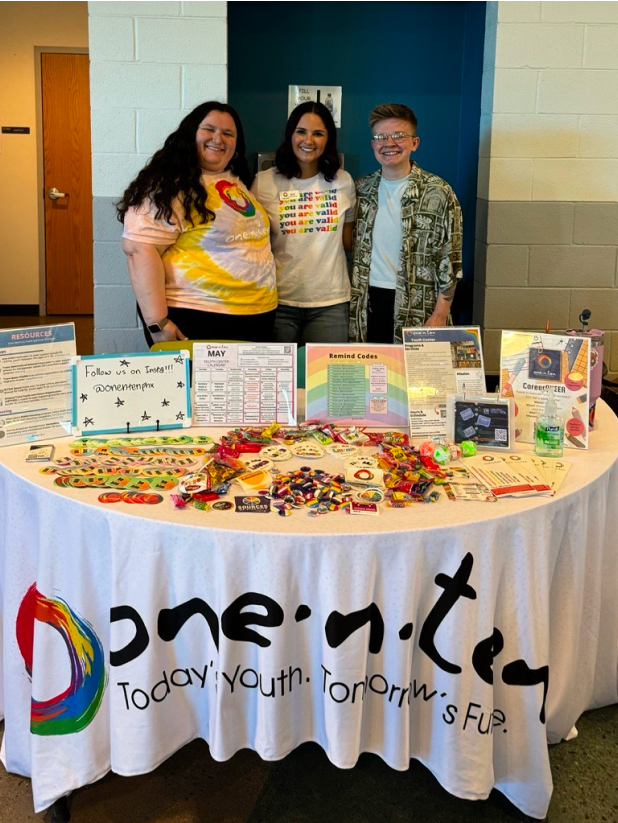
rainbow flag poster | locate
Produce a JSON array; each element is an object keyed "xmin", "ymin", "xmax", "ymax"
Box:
[{"xmin": 305, "ymin": 344, "xmax": 408, "ymax": 427}]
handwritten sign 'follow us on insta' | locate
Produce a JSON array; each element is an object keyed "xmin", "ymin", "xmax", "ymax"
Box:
[{"xmin": 71, "ymin": 352, "xmax": 191, "ymax": 436}]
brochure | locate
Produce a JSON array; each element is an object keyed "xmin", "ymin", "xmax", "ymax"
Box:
[
  {"xmin": 402, "ymin": 326, "xmax": 486, "ymax": 438},
  {"xmin": 499, "ymin": 331, "xmax": 591, "ymax": 449},
  {"xmin": 0, "ymin": 323, "xmax": 75, "ymax": 446}
]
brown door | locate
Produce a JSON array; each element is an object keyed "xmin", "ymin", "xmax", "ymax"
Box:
[{"xmin": 42, "ymin": 53, "xmax": 93, "ymax": 314}]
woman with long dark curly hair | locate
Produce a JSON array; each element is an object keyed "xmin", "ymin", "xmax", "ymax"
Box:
[
  {"xmin": 251, "ymin": 102, "xmax": 355, "ymax": 344},
  {"xmin": 118, "ymin": 102, "xmax": 276, "ymax": 345}
]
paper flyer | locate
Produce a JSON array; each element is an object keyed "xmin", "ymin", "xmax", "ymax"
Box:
[
  {"xmin": 0, "ymin": 323, "xmax": 75, "ymax": 446},
  {"xmin": 72, "ymin": 351, "xmax": 191, "ymax": 435},
  {"xmin": 499, "ymin": 331, "xmax": 591, "ymax": 449},
  {"xmin": 305, "ymin": 344, "xmax": 408, "ymax": 426},
  {"xmin": 193, "ymin": 343, "xmax": 296, "ymax": 426},
  {"xmin": 402, "ymin": 326, "xmax": 486, "ymax": 438}
]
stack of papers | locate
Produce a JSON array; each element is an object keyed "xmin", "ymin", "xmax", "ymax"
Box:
[{"xmin": 460, "ymin": 453, "xmax": 571, "ymax": 498}]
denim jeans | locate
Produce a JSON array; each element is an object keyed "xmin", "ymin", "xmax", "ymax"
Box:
[{"xmin": 273, "ymin": 302, "xmax": 350, "ymax": 345}]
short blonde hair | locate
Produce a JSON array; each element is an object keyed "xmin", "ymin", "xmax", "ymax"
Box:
[{"xmin": 369, "ymin": 103, "xmax": 417, "ymax": 133}]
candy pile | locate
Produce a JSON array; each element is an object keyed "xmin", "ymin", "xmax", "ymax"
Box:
[
  {"xmin": 42, "ymin": 429, "xmax": 482, "ymax": 513},
  {"xmin": 264, "ymin": 467, "xmax": 354, "ymax": 517}
]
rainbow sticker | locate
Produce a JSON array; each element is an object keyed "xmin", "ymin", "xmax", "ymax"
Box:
[
  {"xmin": 215, "ymin": 180, "xmax": 255, "ymax": 217},
  {"xmin": 16, "ymin": 584, "xmax": 106, "ymax": 736}
]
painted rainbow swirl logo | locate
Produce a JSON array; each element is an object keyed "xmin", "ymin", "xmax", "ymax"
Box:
[
  {"xmin": 16, "ymin": 584, "xmax": 106, "ymax": 736},
  {"xmin": 215, "ymin": 179, "xmax": 255, "ymax": 217}
]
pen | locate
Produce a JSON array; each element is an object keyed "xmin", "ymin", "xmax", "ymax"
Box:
[{"xmin": 501, "ymin": 358, "xmax": 525, "ymax": 396}]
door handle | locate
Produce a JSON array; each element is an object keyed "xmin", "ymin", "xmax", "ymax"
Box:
[{"xmin": 48, "ymin": 187, "xmax": 67, "ymax": 200}]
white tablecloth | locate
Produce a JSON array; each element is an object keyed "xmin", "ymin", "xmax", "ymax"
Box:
[{"xmin": 1, "ymin": 404, "xmax": 617, "ymax": 819}]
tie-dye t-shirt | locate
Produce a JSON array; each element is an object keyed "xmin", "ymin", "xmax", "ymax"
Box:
[{"xmin": 123, "ymin": 171, "xmax": 277, "ymax": 315}]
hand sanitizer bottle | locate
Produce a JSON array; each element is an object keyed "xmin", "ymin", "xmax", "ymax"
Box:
[{"xmin": 535, "ymin": 388, "xmax": 564, "ymax": 458}]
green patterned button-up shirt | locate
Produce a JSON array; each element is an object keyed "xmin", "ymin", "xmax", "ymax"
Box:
[{"xmin": 349, "ymin": 163, "xmax": 463, "ymax": 343}]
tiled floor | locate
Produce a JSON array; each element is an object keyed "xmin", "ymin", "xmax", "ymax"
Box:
[{"xmin": 1, "ymin": 705, "xmax": 617, "ymax": 822}]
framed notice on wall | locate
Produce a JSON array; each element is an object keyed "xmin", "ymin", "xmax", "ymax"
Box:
[{"xmin": 288, "ymin": 85, "xmax": 342, "ymax": 127}]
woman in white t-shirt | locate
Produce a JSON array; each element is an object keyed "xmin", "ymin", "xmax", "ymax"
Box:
[
  {"xmin": 118, "ymin": 101, "xmax": 276, "ymax": 346},
  {"xmin": 252, "ymin": 102, "xmax": 355, "ymax": 344}
]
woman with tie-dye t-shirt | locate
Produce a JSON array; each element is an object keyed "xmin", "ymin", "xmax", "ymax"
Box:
[{"xmin": 118, "ymin": 102, "xmax": 276, "ymax": 345}]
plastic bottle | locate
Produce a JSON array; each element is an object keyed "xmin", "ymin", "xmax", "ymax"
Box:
[
  {"xmin": 325, "ymin": 93, "xmax": 334, "ymax": 113},
  {"xmin": 534, "ymin": 389, "xmax": 564, "ymax": 458}
]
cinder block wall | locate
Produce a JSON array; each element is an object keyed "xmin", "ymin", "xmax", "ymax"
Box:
[
  {"xmin": 88, "ymin": 0, "xmax": 227, "ymax": 353},
  {"xmin": 476, "ymin": 1, "xmax": 618, "ymax": 377}
]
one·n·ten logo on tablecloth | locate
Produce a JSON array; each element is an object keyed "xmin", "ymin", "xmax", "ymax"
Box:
[{"xmin": 16, "ymin": 584, "xmax": 106, "ymax": 735}]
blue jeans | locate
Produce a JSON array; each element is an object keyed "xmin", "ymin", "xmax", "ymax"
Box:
[{"xmin": 274, "ymin": 302, "xmax": 350, "ymax": 345}]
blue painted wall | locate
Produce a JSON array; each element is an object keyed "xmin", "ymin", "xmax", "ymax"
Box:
[{"xmin": 228, "ymin": 1, "xmax": 486, "ymax": 323}]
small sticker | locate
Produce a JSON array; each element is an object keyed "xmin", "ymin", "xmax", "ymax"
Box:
[
  {"xmin": 349, "ymin": 501, "xmax": 379, "ymax": 515},
  {"xmin": 459, "ymin": 407, "xmax": 475, "ymax": 421},
  {"xmin": 212, "ymin": 500, "xmax": 234, "ymax": 511},
  {"xmin": 261, "ymin": 445, "xmax": 292, "ymax": 461},
  {"xmin": 234, "ymin": 496, "xmax": 271, "ymax": 513},
  {"xmin": 241, "ymin": 456, "xmax": 274, "ymax": 472},
  {"xmin": 477, "ymin": 414, "xmax": 491, "ymax": 428},
  {"xmin": 291, "ymin": 442, "xmax": 324, "ymax": 459}
]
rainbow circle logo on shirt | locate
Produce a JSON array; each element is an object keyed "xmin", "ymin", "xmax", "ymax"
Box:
[
  {"xmin": 16, "ymin": 584, "xmax": 106, "ymax": 736},
  {"xmin": 215, "ymin": 180, "xmax": 256, "ymax": 217}
]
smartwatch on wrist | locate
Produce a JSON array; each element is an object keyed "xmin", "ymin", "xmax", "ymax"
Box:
[{"xmin": 146, "ymin": 317, "xmax": 169, "ymax": 334}]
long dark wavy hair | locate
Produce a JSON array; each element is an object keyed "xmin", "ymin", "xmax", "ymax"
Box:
[
  {"xmin": 116, "ymin": 102, "xmax": 252, "ymax": 226},
  {"xmin": 275, "ymin": 102, "xmax": 340, "ymax": 182}
]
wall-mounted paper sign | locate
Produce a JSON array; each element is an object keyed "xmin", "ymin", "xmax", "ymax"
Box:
[
  {"xmin": 305, "ymin": 344, "xmax": 408, "ymax": 426},
  {"xmin": 71, "ymin": 351, "xmax": 191, "ymax": 436},
  {"xmin": 0, "ymin": 323, "xmax": 75, "ymax": 446},
  {"xmin": 402, "ymin": 326, "xmax": 486, "ymax": 439},
  {"xmin": 288, "ymin": 85, "xmax": 342, "ymax": 127}
]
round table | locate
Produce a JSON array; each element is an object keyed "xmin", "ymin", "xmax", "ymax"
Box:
[{"xmin": 1, "ymin": 402, "xmax": 617, "ymax": 820}]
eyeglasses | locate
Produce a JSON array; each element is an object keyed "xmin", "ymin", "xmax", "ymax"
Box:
[{"xmin": 371, "ymin": 132, "xmax": 416, "ymax": 143}]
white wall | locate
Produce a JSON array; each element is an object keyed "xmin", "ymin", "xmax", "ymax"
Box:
[
  {"xmin": 477, "ymin": 1, "xmax": 618, "ymax": 376},
  {"xmin": 89, "ymin": 0, "xmax": 227, "ymax": 353},
  {"xmin": 0, "ymin": 2, "xmax": 88, "ymax": 305}
]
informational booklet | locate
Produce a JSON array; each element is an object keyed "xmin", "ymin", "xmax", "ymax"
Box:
[
  {"xmin": 193, "ymin": 343, "xmax": 296, "ymax": 426},
  {"xmin": 402, "ymin": 327, "xmax": 486, "ymax": 438},
  {"xmin": 72, "ymin": 351, "xmax": 191, "ymax": 435},
  {"xmin": 499, "ymin": 331, "xmax": 591, "ymax": 449},
  {"xmin": 305, "ymin": 344, "xmax": 408, "ymax": 427},
  {"xmin": 0, "ymin": 323, "xmax": 75, "ymax": 446},
  {"xmin": 464, "ymin": 453, "xmax": 553, "ymax": 498}
]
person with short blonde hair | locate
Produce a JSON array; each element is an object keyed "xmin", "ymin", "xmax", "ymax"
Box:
[{"xmin": 349, "ymin": 102, "xmax": 462, "ymax": 343}]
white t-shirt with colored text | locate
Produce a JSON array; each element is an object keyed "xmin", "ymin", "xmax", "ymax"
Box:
[{"xmin": 252, "ymin": 168, "xmax": 355, "ymax": 308}]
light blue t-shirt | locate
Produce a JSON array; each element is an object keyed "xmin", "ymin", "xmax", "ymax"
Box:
[{"xmin": 368, "ymin": 175, "xmax": 408, "ymax": 290}]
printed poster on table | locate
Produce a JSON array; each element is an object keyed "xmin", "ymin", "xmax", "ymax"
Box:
[
  {"xmin": 402, "ymin": 327, "xmax": 486, "ymax": 438},
  {"xmin": 0, "ymin": 323, "xmax": 75, "ymax": 446},
  {"xmin": 305, "ymin": 344, "xmax": 408, "ymax": 426},
  {"xmin": 72, "ymin": 351, "xmax": 191, "ymax": 435},
  {"xmin": 193, "ymin": 343, "xmax": 296, "ymax": 426},
  {"xmin": 499, "ymin": 331, "xmax": 591, "ymax": 449}
]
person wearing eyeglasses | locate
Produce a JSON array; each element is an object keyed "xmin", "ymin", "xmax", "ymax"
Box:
[{"xmin": 349, "ymin": 102, "xmax": 462, "ymax": 344}]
